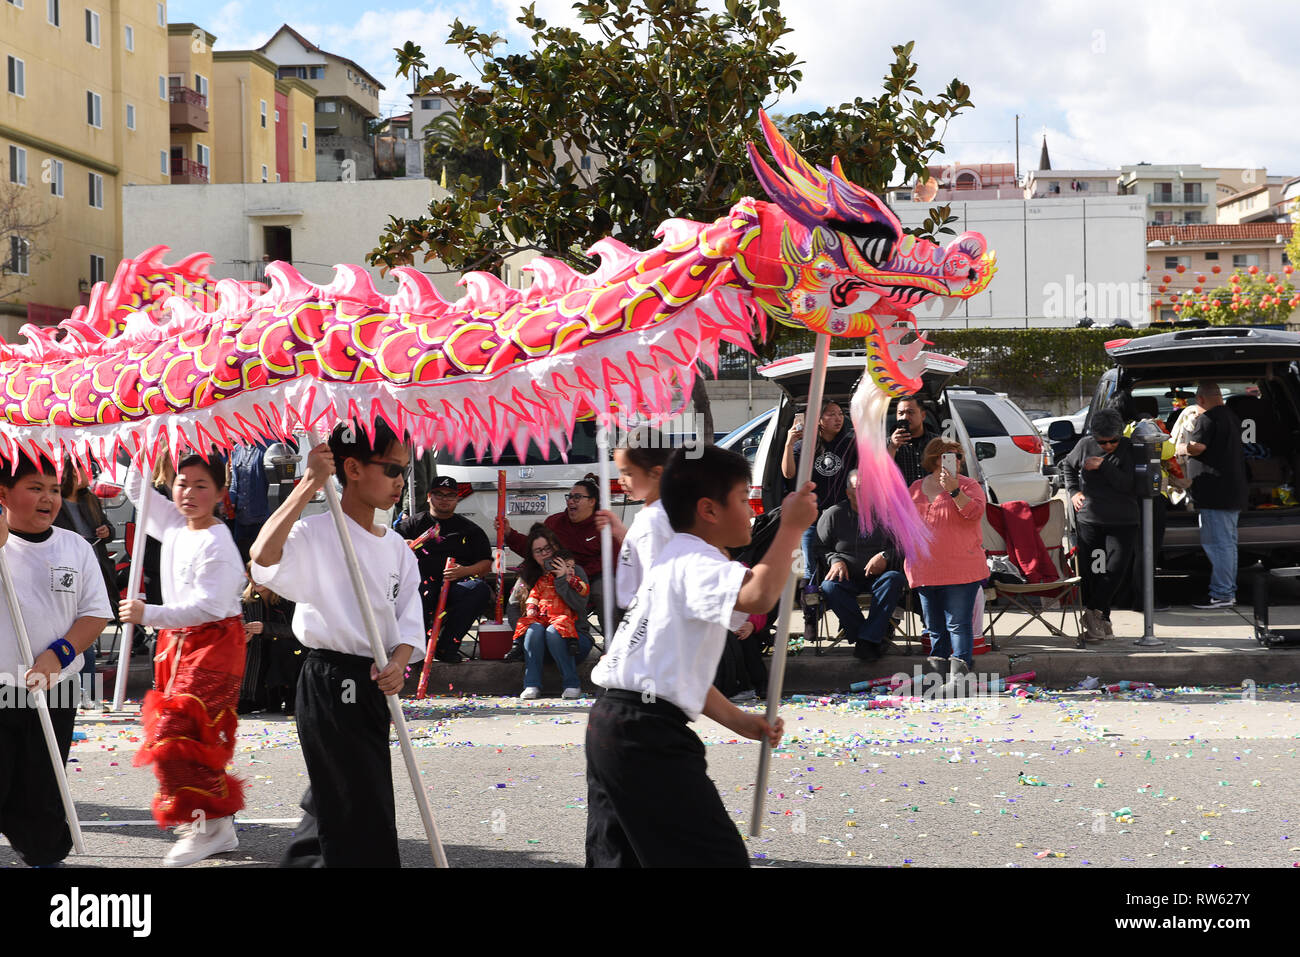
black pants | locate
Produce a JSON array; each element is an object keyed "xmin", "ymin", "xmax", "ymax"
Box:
[
  {"xmin": 421, "ymin": 579, "xmax": 494, "ymax": 652},
  {"xmin": 0, "ymin": 679, "xmax": 76, "ymax": 866},
  {"xmin": 1076, "ymin": 520, "xmax": 1138, "ymax": 617},
  {"xmin": 281, "ymin": 651, "xmax": 400, "ymax": 868},
  {"xmin": 585, "ymin": 690, "xmax": 748, "ymax": 868}
]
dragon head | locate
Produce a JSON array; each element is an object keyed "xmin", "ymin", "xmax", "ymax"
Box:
[{"xmin": 745, "ymin": 110, "xmax": 996, "ymax": 398}]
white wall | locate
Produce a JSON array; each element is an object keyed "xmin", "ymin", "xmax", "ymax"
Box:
[
  {"xmin": 896, "ymin": 195, "xmax": 1149, "ymax": 328},
  {"xmin": 122, "ymin": 179, "xmax": 465, "ymax": 301}
]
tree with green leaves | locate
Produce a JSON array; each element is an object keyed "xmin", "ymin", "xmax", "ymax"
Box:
[{"xmin": 1173, "ymin": 272, "xmax": 1297, "ymax": 326}]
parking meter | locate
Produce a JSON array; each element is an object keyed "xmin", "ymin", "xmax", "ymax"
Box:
[
  {"xmin": 1128, "ymin": 421, "xmax": 1165, "ymax": 646},
  {"xmin": 262, "ymin": 442, "xmax": 301, "ymax": 509}
]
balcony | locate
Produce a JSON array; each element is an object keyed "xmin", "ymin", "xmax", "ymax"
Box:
[
  {"xmin": 169, "ymin": 87, "xmax": 209, "ymax": 133},
  {"xmin": 170, "ymin": 157, "xmax": 208, "ymax": 184},
  {"xmin": 1149, "ymin": 190, "xmax": 1206, "ymax": 205}
]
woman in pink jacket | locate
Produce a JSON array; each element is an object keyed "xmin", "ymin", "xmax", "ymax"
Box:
[{"xmin": 905, "ymin": 438, "xmax": 987, "ymax": 683}]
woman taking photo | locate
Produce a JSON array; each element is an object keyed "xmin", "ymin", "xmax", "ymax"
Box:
[
  {"xmin": 508, "ymin": 525, "xmax": 591, "ymax": 701},
  {"xmin": 905, "ymin": 438, "xmax": 987, "ymax": 686}
]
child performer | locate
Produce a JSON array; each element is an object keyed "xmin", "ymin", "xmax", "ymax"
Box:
[
  {"xmin": 594, "ymin": 432, "xmax": 674, "ymax": 618},
  {"xmin": 250, "ymin": 421, "xmax": 425, "ymax": 868},
  {"xmin": 0, "ymin": 455, "xmax": 110, "ymax": 867},
  {"xmin": 587, "ymin": 445, "xmax": 815, "ymax": 867},
  {"xmin": 120, "ymin": 452, "xmax": 247, "ymax": 867}
]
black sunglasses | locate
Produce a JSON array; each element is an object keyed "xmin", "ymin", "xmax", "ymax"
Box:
[
  {"xmin": 367, "ymin": 461, "xmax": 407, "ymax": 478},
  {"xmin": 1094, "ymin": 437, "xmax": 1120, "ymax": 446}
]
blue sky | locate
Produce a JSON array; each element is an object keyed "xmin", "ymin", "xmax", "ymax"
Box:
[{"xmin": 167, "ymin": 0, "xmax": 1299, "ymax": 179}]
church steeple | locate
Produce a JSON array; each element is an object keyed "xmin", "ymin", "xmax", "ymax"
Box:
[{"xmin": 1038, "ymin": 134, "xmax": 1052, "ymax": 171}]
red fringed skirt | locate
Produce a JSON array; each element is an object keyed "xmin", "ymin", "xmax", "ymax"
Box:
[{"xmin": 134, "ymin": 615, "xmax": 247, "ymax": 827}]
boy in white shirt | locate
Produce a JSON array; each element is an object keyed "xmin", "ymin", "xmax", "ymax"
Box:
[
  {"xmin": 0, "ymin": 454, "xmax": 110, "ymax": 867},
  {"xmin": 587, "ymin": 445, "xmax": 815, "ymax": 867},
  {"xmin": 251, "ymin": 421, "xmax": 424, "ymax": 867}
]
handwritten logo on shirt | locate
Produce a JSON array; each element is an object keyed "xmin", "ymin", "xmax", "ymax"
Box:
[
  {"xmin": 387, "ymin": 573, "xmax": 401, "ymax": 605},
  {"xmin": 50, "ymin": 566, "xmax": 78, "ymax": 594}
]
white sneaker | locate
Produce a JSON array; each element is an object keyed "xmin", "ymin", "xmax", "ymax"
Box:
[
  {"xmin": 560, "ymin": 687, "xmax": 583, "ymax": 700},
  {"xmin": 729, "ymin": 689, "xmax": 757, "ymax": 704},
  {"xmin": 519, "ymin": 687, "xmax": 541, "ymax": 700},
  {"xmin": 163, "ymin": 816, "xmax": 238, "ymax": 867}
]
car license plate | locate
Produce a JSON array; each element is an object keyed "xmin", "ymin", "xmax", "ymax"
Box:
[{"xmin": 507, "ymin": 493, "xmax": 548, "ymax": 515}]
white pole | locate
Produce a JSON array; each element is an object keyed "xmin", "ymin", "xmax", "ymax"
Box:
[
  {"xmin": 596, "ymin": 425, "xmax": 614, "ymax": 641},
  {"xmin": 317, "ymin": 428, "xmax": 449, "ymax": 867},
  {"xmin": 0, "ymin": 546, "xmax": 87, "ymax": 855},
  {"xmin": 112, "ymin": 457, "xmax": 153, "ymax": 713},
  {"xmin": 749, "ymin": 333, "xmax": 831, "ymax": 836}
]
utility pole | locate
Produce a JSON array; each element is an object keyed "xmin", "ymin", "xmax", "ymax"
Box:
[{"xmin": 1015, "ymin": 114, "xmax": 1020, "ymax": 184}]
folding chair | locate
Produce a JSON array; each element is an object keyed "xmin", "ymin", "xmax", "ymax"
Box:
[{"xmin": 983, "ymin": 499, "xmax": 1083, "ymax": 649}]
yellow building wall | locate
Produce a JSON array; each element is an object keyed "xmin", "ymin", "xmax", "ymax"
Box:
[
  {"xmin": 284, "ymin": 83, "xmax": 316, "ymax": 182},
  {"xmin": 166, "ymin": 24, "xmax": 214, "ymax": 177},
  {"xmin": 211, "ymin": 54, "xmax": 278, "ymax": 184},
  {"xmin": 1, "ymin": 0, "xmax": 169, "ymax": 326}
]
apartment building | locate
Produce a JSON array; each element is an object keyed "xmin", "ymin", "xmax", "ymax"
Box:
[
  {"xmin": 1119, "ymin": 163, "xmax": 1219, "ymax": 226},
  {"xmin": 2, "ymin": 0, "xmax": 170, "ymax": 334},
  {"xmin": 1146, "ymin": 223, "xmax": 1295, "ymax": 322}
]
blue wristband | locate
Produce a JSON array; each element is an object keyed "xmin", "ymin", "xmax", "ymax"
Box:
[{"xmin": 48, "ymin": 638, "xmax": 77, "ymax": 668}]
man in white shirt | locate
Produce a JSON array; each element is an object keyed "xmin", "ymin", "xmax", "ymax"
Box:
[
  {"xmin": 251, "ymin": 421, "xmax": 424, "ymax": 867},
  {"xmin": 587, "ymin": 445, "xmax": 815, "ymax": 867},
  {"xmin": 0, "ymin": 454, "xmax": 110, "ymax": 867}
]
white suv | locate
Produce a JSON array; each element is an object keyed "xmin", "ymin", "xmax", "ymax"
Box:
[{"xmin": 718, "ymin": 349, "xmax": 1051, "ymax": 512}]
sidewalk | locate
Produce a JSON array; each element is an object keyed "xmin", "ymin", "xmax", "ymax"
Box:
[{"xmin": 102, "ymin": 602, "xmax": 1300, "ymax": 701}]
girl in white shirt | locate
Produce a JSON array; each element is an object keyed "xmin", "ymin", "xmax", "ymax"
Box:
[
  {"xmin": 595, "ymin": 433, "xmax": 674, "ymax": 615},
  {"xmin": 120, "ymin": 453, "xmax": 247, "ymax": 867}
]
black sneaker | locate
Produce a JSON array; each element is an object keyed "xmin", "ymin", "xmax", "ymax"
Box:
[
  {"xmin": 434, "ymin": 646, "xmax": 462, "ymax": 663},
  {"xmin": 503, "ymin": 643, "xmax": 525, "ymax": 662},
  {"xmin": 565, "ymin": 637, "xmax": 580, "ymax": 657}
]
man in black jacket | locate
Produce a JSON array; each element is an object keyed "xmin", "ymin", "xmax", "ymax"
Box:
[
  {"xmin": 1061, "ymin": 408, "xmax": 1141, "ymax": 640},
  {"xmin": 816, "ymin": 470, "xmax": 906, "ymax": 661},
  {"xmin": 1178, "ymin": 381, "xmax": 1247, "ymax": 609},
  {"xmin": 396, "ymin": 476, "xmax": 494, "ymax": 662}
]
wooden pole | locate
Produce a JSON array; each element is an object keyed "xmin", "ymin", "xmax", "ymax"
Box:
[{"xmin": 111, "ymin": 456, "xmax": 153, "ymax": 712}]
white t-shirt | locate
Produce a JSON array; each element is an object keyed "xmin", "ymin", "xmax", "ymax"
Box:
[
  {"xmin": 592, "ymin": 533, "xmax": 748, "ymax": 720},
  {"xmin": 125, "ymin": 470, "xmax": 244, "ymax": 629},
  {"xmin": 0, "ymin": 527, "xmax": 111, "ymax": 687},
  {"xmin": 251, "ymin": 512, "xmax": 425, "ymax": 661},
  {"xmin": 614, "ymin": 500, "xmax": 675, "ymax": 609}
]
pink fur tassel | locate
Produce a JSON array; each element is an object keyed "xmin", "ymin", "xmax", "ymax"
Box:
[{"xmin": 850, "ymin": 376, "xmax": 932, "ymax": 562}]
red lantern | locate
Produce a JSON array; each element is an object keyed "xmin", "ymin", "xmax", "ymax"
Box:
[
  {"xmin": 1176, "ymin": 264, "xmax": 1186, "ymax": 273},
  {"xmin": 1172, "ymin": 304, "xmax": 1181, "ymax": 312},
  {"xmin": 1242, "ymin": 298, "xmax": 1253, "ymax": 307},
  {"xmin": 1196, "ymin": 274, "xmax": 1206, "ymax": 283},
  {"xmin": 1285, "ymin": 265, "xmax": 1294, "ymax": 276},
  {"xmin": 1249, "ymin": 265, "xmax": 1259, "ymax": 275},
  {"xmin": 1211, "ymin": 299, "xmax": 1220, "ymax": 308},
  {"xmin": 1212, "ymin": 265, "xmax": 1221, "ymax": 273},
  {"xmin": 1194, "ymin": 286, "xmax": 1202, "ymax": 293},
  {"xmin": 1266, "ymin": 274, "xmax": 1277, "ymax": 284},
  {"xmin": 1230, "ymin": 273, "xmax": 1241, "ymax": 283},
  {"xmin": 1145, "ymin": 264, "xmax": 1151, "ymax": 271},
  {"xmin": 1276, "ymin": 285, "xmax": 1286, "ymax": 294},
  {"xmin": 1158, "ymin": 285, "xmax": 1167, "ymax": 292}
]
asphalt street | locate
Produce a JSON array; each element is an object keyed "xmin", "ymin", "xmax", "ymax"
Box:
[{"xmin": 2, "ymin": 686, "xmax": 1297, "ymax": 869}]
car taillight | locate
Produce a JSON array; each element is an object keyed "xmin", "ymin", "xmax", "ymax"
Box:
[
  {"xmin": 1012, "ymin": 434, "xmax": 1043, "ymax": 455},
  {"xmin": 608, "ymin": 479, "xmax": 629, "ymax": 504},
  {"xmin": 457, "ymin": 482, "xmax": 473, "ymax": 500},
  {"xmin": 91, "ymin": 482, "xmax": 121, "ymax": 500},
  {"xmin": 749, "ymin": 486, "xmax": 765, "ymax": 516}
]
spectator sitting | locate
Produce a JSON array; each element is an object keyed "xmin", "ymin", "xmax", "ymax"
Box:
[
  {"xmin": 888, "ymin": 395, "xmax": 939, "ymax": 487},
  {"xmin": 240, "ymin": 569, "xmax": 301, "ymax": 715},
  {"xmin": 507, "ymin": 525, "xmax": 591, "ymax": 701},
  {"xmin": 905, "ymin": 438, "xmax": 987, "ymax": 686},
  {"xmin": 1061, "ymin": 408, "xmax": 1141, "ymax": 640},
  {"xmin": 816, "ymin": 468, "xmax": 906, "ymax": 662},
  {"xmin": 1177, "ymin": 381, "xmax": 1247, "ymax": 609},
  {"xmin": 396, "ymin": 475, "xmax": 494, "ymax": 663},
  {"xmin": 499, "ymin": 473, "xmax": 608, "ymax": 636}
]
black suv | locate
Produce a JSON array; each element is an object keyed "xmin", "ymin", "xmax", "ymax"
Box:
[{"xmin": 1062, "ymin": 327, "xmax": 1300, "ymax": 563}]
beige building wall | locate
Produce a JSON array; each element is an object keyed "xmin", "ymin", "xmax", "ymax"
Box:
[
  {"xmin": 1, "ymin": 0, "xmax": 169, "ymax": 333},
  {"xmin": 211, "ymin": 51, "xmax": 277, "ymax": 184},
  {"xmin": 281, "ymin": 79, "xmax": 316, "ymax": 182}
]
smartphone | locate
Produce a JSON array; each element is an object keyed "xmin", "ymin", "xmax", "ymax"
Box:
[
  {"xmin": 941, "ymin": 452, "xmax": 958, "ymax": 475},
  {"xmin": 792, "ymin": 412, "xmax": 805, "ymax": 433}
]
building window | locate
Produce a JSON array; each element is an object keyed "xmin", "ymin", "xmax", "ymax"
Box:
[
  {"xmin": 125, "ymin": 102, "xmax": 135, "ymax": 130},
  {"xmin": 89, "ymin": 254, "xmax": 104, "ymax": 284},
  {"xmin": 421, "ymin": 98, "xmax": 440, "ymax": 110},
  {"xmin": 196, "ymin": 143, "xmax": 209, "ymax": 168},
  {"xmin": 157, "ymin": 1, "xmax": 163, "ymax": 26},
  {"xmin": 1183, "ymin": 212, "xmax": 1202, "ymax": 225},
  {"xmin": 310, "ymin": 66, "xmax": 323, "ymax": 79},
  {"xmin": 6, "ymin": 56, "xmax": 24, "ymax": 97},
  {"xmin": 580, "ymin": 155, "xmax": 591, "ymax": 170},
  {"xmin": 1164, "ymin": 255, "xmax": 1191, "ymax": 270},
  {"xmin": 8, "ymin": 145, "xmax": 27, "ymax": 186},
  {"xmin": 88, "ymin": 171, "xmax": 102, "ymax": 208},
  {"xmin": 124, "ymin": 24, "xmax": 133, "ymax": 51},
  {"xmin": 1233, "ymin": 254, "xmax": 1260, "ymax": 269},
  {"xmin": 319, "ymin": 100, "xmax": 337, "ymax": 113},
  {"xmin": 160, "ymin": 149, "xmax": 167, "ymax": 175},
  {"xmin": 260, "ymin": 100, "xmax": 267, "ymax": 128},
  {"xmin": 274, "ymin": 109, "xmax": 280, "ymax": 123},
  {"xmin": 8, "ymin": 237, "xmax": 30, "ymax": 276},
  {"xmin": 275, "ymin": 172, "xmax": 281, "ymax": 182},
  {"xmin": 50, "ymin": 158, "xmax": 63, "ymax": 196},
  {"xmin": 1205, "ymin": 251, "xmax": 1219, "ymax": 260},
  {"xmin": 301, "ymin": 122, "xmax": 308, "ymax": 149},
  {"xmin": 86, "ymin": 90, "xmax": 101, "ymax": 127},
  {"xmin": 194, "ymin": 73, "xmax": 207, "ymax": 101},
  {"xmin": 7, "ymin": 0, "xmax": 24, "ymax": 8},
  {"xmin": 47, "ymin": 0, "xmax": 59, "ymax": 26},
  {"xmin": 85, "ymin": 8, "xmax": 99, "ymax": 46},
  {"xmin": 260, "ymin": 165, "xmax": 268, "ymax": 182}
]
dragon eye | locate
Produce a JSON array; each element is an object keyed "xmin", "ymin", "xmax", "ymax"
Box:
[{"xmin": 850, "ymin": 233, "xmax": 893, "ymax": 267}]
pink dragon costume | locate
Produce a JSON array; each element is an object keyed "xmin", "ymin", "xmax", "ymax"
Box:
[{"xmin": 0, "ymin": 111, "xmax": 994, "ymax": 558}]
